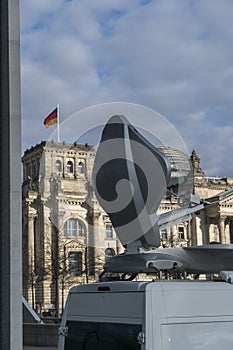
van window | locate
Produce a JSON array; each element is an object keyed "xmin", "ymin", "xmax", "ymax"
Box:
[{"xmin": 64, "ymin": 321, "xmax": 141, "ymax": 350}]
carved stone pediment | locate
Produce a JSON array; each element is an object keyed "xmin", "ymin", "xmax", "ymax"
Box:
[
  {"xmin": 207, "ymin": 188, "xmax": 233, "ymax": 201},
  {"xmin": 205, "ymin": 189, "xmax": 233, "ymax": 217},
  {"xmin": 219, "ymin": 193, "xmax": 233, "ymax": 207},
  {"xmin": 61, "ymin": 239, "xmax": 85, "ymax": 250}
]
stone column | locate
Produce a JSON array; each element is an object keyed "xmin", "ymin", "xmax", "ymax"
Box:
[
  {"xmin": 186, "ymin": 222, "xmax": 192, "ymax": 246},
  {"xmin": 93, "ymin": 213, "xmax": 101, "ymax": 247},
  {"xmin": 195, "ymin": 216, "xmax": 204, "ymax": 246},
  {"xmin": 27, "ymin": 213, "xmax": 37, "ymax": 307},
  {"xmin": 218, "ymin": 216, "xmax": 226, "ymax": 244},
  {"xmin": 200, "ymin": 211, "xmax": 210, "ymax": 245},
  {"xmin": 183, "ymin": 222, "xmax": 189, "ymax": 246},
  {"xmin": 57, "ymin": 210, "xmax": 65, "ymax": 236},
  {"xmin": 88, "ymin": 212, "xmax": 100, "ymax": 275},
  {"xmin": 28, "ymin": 214, "xmax": 35, "ymax": 263},
  {"xmin": 225, "ymin": 219, "xmax": 231, "ymax": 244},
  {"xmin": 170, "ymin": 226, "xmax": 176, "ymax": 247}
]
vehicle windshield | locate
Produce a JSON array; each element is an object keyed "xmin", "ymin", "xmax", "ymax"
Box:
[{"xmin": 64, "ymin": 321, "xmax": 141, "ymax": 350}]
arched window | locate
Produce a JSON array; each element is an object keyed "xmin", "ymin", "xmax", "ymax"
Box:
[
  {"xmin": 67, "ymin": 161, "xmax": 73, "ymax": 173},
  {"xmin": 55, "ymin": 160, "xmax": 62, "ymax": 172},
  {"xmin": 78, "ymin": 161, "xmax": 85, "ymax": 174},
  {"xmin": 105, "ymin": 224, "xmax": 113, "ymax": 238},
  {"xmin": 64, "ymin": 219, "xmax": 85, "ymax": 238},
  {"xmin": 105, "ymin": 248, "xmax": 115, "ymax": 262},
  {"xmin": 68, "ymin": 251, "xmax": 82, "ymax": 276}
]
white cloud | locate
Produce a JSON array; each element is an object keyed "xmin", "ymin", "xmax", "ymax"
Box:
[{"xmin": 21, "ymin": 0, "xmax": 233, "ymax": 177}]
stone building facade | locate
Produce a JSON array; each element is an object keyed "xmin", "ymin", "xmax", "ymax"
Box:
[
  {"xmin": 22, "ymin": 141, "xmax": 121, "ymax": 312},
  {"xmin": 157, "ymin": 148, "xmax": 233, "ymax": 248},
  {"xmin": 190, "ymin": 149, "xmax": 233, "ymax": 246},
  {"xmin": 22, "ymin": 142, "xmax": 233, "ymax": 312}
]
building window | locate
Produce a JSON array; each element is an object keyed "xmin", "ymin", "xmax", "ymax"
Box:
[
  {"xmin": 68, "ymin": 251, "xmax": 82, "ymax": 276},
  {"xmin": 67, "ymin": 161, "xmax": 73, "ymax": 173},
  {"xmin": 160, "ymin": 228, "xmax": 167, "ymax": 240},
  {"xmin": 55, "ymin": 160, "xmax": 62, "ymax": 172},
  {"xmin": 64, "ymin": 219, "xmax": 85, "ymax": 238},
  {"xmin": 105, "ymin": 248, "xmax": 115, "ymax": 262},
  {"xmin": 106, "ymin": 224, "xmax": 113, "ymax": 238},
  {"xmin": 78, "ymin": 161, "xmax": 85, "ymax": 174},
  {"xmin": 178, "ymin": 226, "xmax": 185, "ymax": 240}
]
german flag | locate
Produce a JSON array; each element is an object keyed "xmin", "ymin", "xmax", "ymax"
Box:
[{"xmin": 43, "ymin": 107, "xmax": 58, "ymax": 128}]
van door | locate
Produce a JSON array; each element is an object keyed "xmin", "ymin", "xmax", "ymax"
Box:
[{"xmin": 64, "ymin": 321, "xmax": 142, "ymax": 350}]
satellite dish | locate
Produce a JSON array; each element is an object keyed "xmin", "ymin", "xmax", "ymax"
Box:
[
  {"xmin": 93, "ymin": 115, "xmax": 233, "ymax": 279},
  {"xmin": 103, "ymin": 244, "xmax": 233, "ymax": 276},
  {"xmin": 93, "ymin": 115, "xmax": 171, "ymax": 249}
]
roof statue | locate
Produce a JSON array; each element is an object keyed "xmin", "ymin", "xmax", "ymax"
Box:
[{"xmin": 93, "ymin": 115, "xmax": 233, "ymax": 279}]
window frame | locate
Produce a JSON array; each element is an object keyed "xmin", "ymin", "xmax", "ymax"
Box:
[
  {"xmin": 105, "ymin": 224, "xmax": 113, "ymax": 239},
  {"xmin": 78, "ymin": 161, "xmax": 85, "ymax": 174},
  {"xmin": 105, "ymin": 248, "xmax": 115, "ymax": 262},
  {"xmin": 178, "ymin": 226, "xmax": 185, "ymax": 240},
  {"xmin": 68, "ymin": 251, "xmax": 83, "ymax": 276},
  {"xmin": 67, "ymin": 160, "xmax": 74, "ymax": 173},
  {"xmin": 64, "ymin": 219, "xmax": 85, "ymax": 238},
  {"xmin": 55, "ymin": 159, "xmax": 62, "ymax": 172},
  {"xmin": 160, "ymin": 228, "xmax": 167, "ymax": 240}
]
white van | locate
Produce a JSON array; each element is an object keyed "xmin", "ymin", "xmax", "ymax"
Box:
[
  {"xmin": 58, "ymin": 116, "xmax": 233, "ymax": 349},
  {"xmin": 58, "ymin": 278, "xmax": 233, "ymax": 350}
]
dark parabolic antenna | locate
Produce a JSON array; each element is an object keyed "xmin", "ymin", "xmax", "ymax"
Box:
[{"xmin": 93, "ymin": 115, "xmax": 171, "ymax": 249}]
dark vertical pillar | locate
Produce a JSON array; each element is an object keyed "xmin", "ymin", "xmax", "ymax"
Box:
[
  {"xmin": 0, "ymin": 0, "xmax": 10, "ymax": 348},
  {"xmin": 0, "ymin": 0, "xmax": 22, "ymax": 349},
  {"xmin": 230, "ymin": 220, "xmax": 233, "ymax": 244}
]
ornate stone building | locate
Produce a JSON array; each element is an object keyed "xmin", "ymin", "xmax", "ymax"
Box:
[
  {"xmin": 157, "ymin": 148, "xmax": 233, "ymax": 248},
  {"xmin": 190, "ymin": 149, "xmax": 233, "ymax": 246},
  {"xmin": 22, "ymin": 141, "xmax": 121, "ymax": 312},
  {"xmin": 22, "ymin": 142, "xmax": 233, "ymax": 312}
]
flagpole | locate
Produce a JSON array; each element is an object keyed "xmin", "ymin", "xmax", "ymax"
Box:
[{"xmin": 57, "ymin": 104, "xmax": 60, "ymax": 142}]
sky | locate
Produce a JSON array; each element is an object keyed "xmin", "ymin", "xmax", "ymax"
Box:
[{"xmin": 20, "ymin": 0, "xmax": 233, "ymax": 177}]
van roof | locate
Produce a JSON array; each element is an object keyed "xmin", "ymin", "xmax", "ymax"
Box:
[
  {"xmin": 70, "ymin": 281, "xmax": 148, "ymax": 293},
  {"xmin": 69, "ymin": 279, "xmax": 233, "ymax": 294}
]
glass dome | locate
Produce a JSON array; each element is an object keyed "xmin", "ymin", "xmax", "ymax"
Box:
[{"xmin": 157, "ymin": 146, "xmax": 191, "ymax": 179}]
